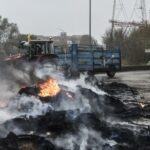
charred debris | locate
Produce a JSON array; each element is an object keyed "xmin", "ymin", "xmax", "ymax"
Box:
[{"xmin": 0, "ymin": 76, "xmax": 150, "ymax": 150}]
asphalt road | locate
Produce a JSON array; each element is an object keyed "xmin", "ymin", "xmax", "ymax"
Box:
[{"xmin": 96, "ymin": 71, "xmax": 150, "ymax": 102}]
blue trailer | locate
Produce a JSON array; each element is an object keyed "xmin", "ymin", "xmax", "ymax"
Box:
[{"xmin": 54, "ymin": 44, "xmax": 121, "ymax": 77}]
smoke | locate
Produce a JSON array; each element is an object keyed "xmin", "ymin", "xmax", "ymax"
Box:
[
  {"xmin": 9, "ymin": 95, "xmax": 53, "ymax": 117},
  {"xmin": 33, "ymin": 63, "xmax": 106, "ymax": 113},
  {"xmin": 34, "ymin": 63, "xmax": 105, "ymax": 94},
  {"xmin": 0, "ymin": 62, "xmax": 104, "ymax": 121},
  {"xmin": 0, "ymin": 62, "xmax": 118, "ymax": 149},
  {"xmin": 33, "ymin": 64, "xmax": 119, "ymax": 150},
  {"xmin": 0, "ymin": 93, "xmax": 53, "ymax": 124},
  {"xmin": 52, "ymin": 127, "xmax": 116, "ymax": 150},
  {"xmin": 0, "ymin": 62, "xmax": 32, "ymax": 100},
  {"xmin": 34, "ymin": 63, "xmax": 65, "ymax": 81},
  {"xmin": 56, "ymin": 92, "xmax": 91, "ymax": 113},
  {"xmin": 0, "ymin": 62, "xmax": 37, "ymax": 123}
]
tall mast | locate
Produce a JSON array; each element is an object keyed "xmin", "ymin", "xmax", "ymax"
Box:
[
  {"xmin": 141, "ymin": 0, "xmax": 147, "ymax": 24},
  {"xmin": 89, "ymin": 0, "xmax": 92, "ymax": 46},
  {"xmin": 111, "ymin": 0, "xmax": 116, "ymax": 46}
]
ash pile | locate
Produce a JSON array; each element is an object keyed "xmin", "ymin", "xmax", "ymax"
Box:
[{"xmin": 0, "ymin": 64, "xmax": 150, "ymax": 150}]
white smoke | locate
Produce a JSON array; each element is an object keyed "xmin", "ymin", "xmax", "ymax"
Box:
[
  {"xmin": 33, "ymin": 64, "xmax": 105, "ymax": 113},
  {"xmin": 55, "ymin": 91, "xmax": 91, "ymax": 113},
  {"xmin": 34, "ymin": 63, "xmax": 103, "ymax": 90},
  {"xmin": 0, "ymin": 63, "xmax": 42, "ymax": 124},
  {"xmin": 9, "ymin": 95, "xmax": 53, "ymax": 117},
  {"xmin": 0, "ymin": 63, "xmax": 32, "ymax": 100},
  {"xmin": 32, "ymin": 64, "xmax": 123, "ymax": 150},
  {"xmin": 0, "ymin": 62, "xmax": 110, "ymax": 147},
  {"xmin": 33, "ymin": 64, "xmax": 117, "ymax": 150},
  {"xmin": 34, "ymin": 64, "xmax": 105, "ymax": 94},
  {"xmin": 0, "ymin": 95, "xmax": 53, "ymax": 124},
  {"xmin": 0, "ymin": 62, "xmax": 105, "ymax": 122},
  {"xmin": 34, "ymin": 63, "xmax": 65, "ymax": 81},
  {"xmin": 52, "ymin": 127, "xmax": 116, "ymax": 150}
]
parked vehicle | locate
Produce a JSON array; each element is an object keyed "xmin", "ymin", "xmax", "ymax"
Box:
[
  {"xmin": 4, "ymin": 40, "xmax": 121, "ymax": 78},
  {"xmin": 55, "ymin": 44, "xmax": 121, "ymax": 78}
]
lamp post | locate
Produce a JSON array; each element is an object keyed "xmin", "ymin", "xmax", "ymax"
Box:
[
  {"xmin": 57, "ymin": 28, "xmax": 67, "ymax": 62},
  {"xmin": 89, "ymin": 0, "xmax": 92, "ymax": 46}
]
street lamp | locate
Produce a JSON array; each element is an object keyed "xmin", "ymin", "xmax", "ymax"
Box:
[{"xmin": 89, "ymin": 0, "xmax": 92, "ymax": 46}]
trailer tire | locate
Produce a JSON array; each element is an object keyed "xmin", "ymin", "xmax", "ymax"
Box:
[
  {"xmin": 106, "ymin": 66, "xmax": 116, "ymax": 78},
  {"xmin": 106, "ymin": 71, "xmax": 116, "ymax": 78}
]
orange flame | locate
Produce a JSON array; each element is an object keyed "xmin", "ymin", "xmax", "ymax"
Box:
[{"xmin": 38, "ymin": 78, "xmax": 61, "ymax": 97}]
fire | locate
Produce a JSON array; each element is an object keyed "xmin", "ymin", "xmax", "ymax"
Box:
[{"xmin": 38, "ymin": 78, "xmax": 61, "ymax": 97}]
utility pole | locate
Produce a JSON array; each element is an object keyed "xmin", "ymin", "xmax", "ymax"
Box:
[
  {"xmin": 140, "ymin": 0, "xmax": 147, "ymax": 24},
  {"xmin": 111, "ymin": 0, "xmax": 116, "ymax": 48},
  {"xmin": 89, "ymin": 0, "xmax": 92, "ymax": 46},
  {"xmin": 149, "ymin": 10, "xmax": 150, "ymax": 23}
]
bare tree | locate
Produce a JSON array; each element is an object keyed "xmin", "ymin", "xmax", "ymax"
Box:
[{"xmin": 103, "ymin": 26, "xmax": 150, "ymax": 65}]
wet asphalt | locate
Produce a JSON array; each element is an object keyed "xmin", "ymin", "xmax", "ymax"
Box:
[{"xmin": 96, "ymin": 71, "xmax": 150, "ymax": 103}]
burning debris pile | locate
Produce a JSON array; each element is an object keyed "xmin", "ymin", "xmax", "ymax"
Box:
[
  {"xmin": 18, "ymin": 78, "xmax": 62, "ymax": 98},
  {"xmin": 38, "ymin": 78, "xmax": 61, "ymax": 97},
  {"xmin": 18, "ymin": 78, "xmax": 74, "ymax": 103},
  {"xmin": 0, "ymin": 64, "xmax": 150, "ymax": 150}
]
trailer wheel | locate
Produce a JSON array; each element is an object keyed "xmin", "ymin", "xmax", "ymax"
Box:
[
  {"xmin": 106, "ymin": 71, "xmax": 116, "ymax": 78},
  {"xmin": 106, "ymin": 65, "xmax": 116, "ymax": 78}
]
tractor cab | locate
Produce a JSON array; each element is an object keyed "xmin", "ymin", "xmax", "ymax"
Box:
[
  {"xmin": 20, "ymin": 39, "xmax": 58, "ymax": 63},
  {"xmin": 29, "ymin": 40, "xmax": 53, "ymax": 54},
  {"xmin": 20, "ymin": 39, "xmax": 53, "ymax": 57}
]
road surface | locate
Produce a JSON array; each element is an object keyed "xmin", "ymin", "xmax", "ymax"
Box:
[{"xmin": 96, "ymin": 71, "xmax": 150, "ymax": 102}]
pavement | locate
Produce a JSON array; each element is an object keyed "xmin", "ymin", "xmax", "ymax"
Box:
[{"xmin": 96, "ymin": 71, "xmax": 150, "ymax": 102}]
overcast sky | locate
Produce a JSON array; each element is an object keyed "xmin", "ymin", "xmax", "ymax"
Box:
[{"xmin": 0, "ymin": 0, "xmax": 150, "ymax": 43}]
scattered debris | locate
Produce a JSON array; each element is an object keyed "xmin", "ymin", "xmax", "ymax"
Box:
[{"xmin": 0, "ymin": 76, "xmax": 150, "ymax": 149}]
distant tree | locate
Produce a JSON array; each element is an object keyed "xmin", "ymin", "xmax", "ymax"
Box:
[
  {"xmin": 0, "ymin": 16, "xmax": 20, "ymax": 57},
  {"xmin": 103, "ymin": 26, "xmax": 150, "ymax": 65},
  {"xmin": 103, "ymin": 28, "xmax": 128, "ymax": 63},
  {"xmin": 1, "ymin": 18, "xmax": 8, "ymax": 30}
]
